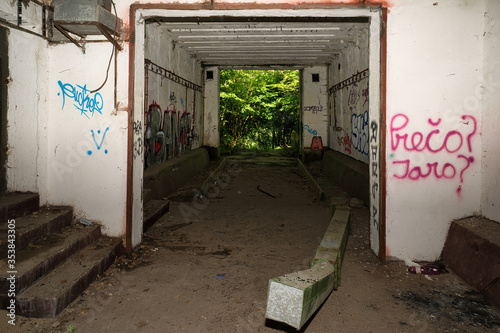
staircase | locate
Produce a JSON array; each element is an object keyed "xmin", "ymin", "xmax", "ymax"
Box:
[{"xmin": 0, "ymin": 192, "xmax": 123, "ymax": 318}]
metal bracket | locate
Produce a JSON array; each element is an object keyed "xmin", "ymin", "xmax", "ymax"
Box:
[{"xmin": 54, "ymin": 23, "xmax": 85, "ymax": 52}]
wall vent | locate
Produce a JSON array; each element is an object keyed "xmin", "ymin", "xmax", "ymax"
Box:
[{"xmin": 52, "ymin": 0, "xmax": 121, "ymax": 51}]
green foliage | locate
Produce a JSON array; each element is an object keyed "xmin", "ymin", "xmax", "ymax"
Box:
[{"xmin": 219, "ymin": 69, "xmax": 300, "ymax": 152}]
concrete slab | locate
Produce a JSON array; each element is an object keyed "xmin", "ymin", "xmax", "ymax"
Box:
[
  {"xmin": 265, "ymin": 204, "xmax": 352, "ymax": 329},
  {"xmin": 441, "ymin": 216, "xmax": 500, "ymax": 309},
  {"xmin": 313, "ymin": 207, "xmax": 351, "ymax": 289},
  {"xmin": 265, "ymin": 260, "xmax": 335, "ymax": 330}
]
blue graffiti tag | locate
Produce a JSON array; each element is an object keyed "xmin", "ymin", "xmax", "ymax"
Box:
[
  {"xmin": 87, "ymin": 127, "xmax": 109, "ymax": 155},
  {"xmin": 303, "ymin": 124, "xmax": 318, "ymax": 136},
  {"xmin": 58, "ymin": 81, "xmax": 104, "ymax": 119},
  {"xmin": 351, "ymin": 111, "xmax": 369, "ymax": 155}
]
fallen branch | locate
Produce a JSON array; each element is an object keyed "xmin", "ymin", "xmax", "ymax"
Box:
[{"xmin": 257, "ymin": 185, "xmax": 277, "ymax": 198}]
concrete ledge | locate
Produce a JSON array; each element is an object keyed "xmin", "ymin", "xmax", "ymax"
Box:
[
  {"xmin": 297, "ymin": 159, "xmax": 325, "ymax": 201},
  {"xmin": 225, "ymin": 155, "xmax": 297, "ymax": 166},
  {"xmin": 143, "ymin": 148, "xmax": 209, "ymax": 200},
  {"xmin": 266, "ymin": 260, "xmax": 335, "ymax": 330},
  {"xmin": 441, "ymin": 216, "xmax": 500, "ymax": 309},
  {"xmin": 322, "ymin": 149, "xmax": 369, "ymax": 205},
  {"xmin": 266, "ymin": 203, "xmax": 351, "ymax": 329},
  {"xmin": 312, "ymin": 206, "xmax": 351, "ymax": 289}
]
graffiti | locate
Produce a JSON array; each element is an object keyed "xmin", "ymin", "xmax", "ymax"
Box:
[
  {"xmin": 390, "ymin": 114, "xmax": 477, "ymax": 154},
  {"xmin": 87, "ymin": 127, "xmax": 109, "ymax": 155},
  {"xmin": 337, "ymin": 132, "xmax": 352, "ymax": 154},
  {"xmin": 303, "ymin": 124, "xmax": 317, "ymax": 136},
  {"xmin": 370, "ymin": 120, "xmax": 379, "ymax": 232},
  {"xmin": 169, "ymin": 92, "xmax": 177, "ymax": 105},
  {"xmin": 351, "ymin": 111, "xmax": 369, "ymax": 155},
  {"xmin": 348, "ymin": 83, "xmax": 360, "ymax": 110},
  {"xmin": 57, "ymin": 81, "xmax": 104, "ymax": 119},
  {"xmin": 303, "ymin": 105, "xmax": 323, "ymax": 114},
  {"xmin": 133, "ymin": 120, "xmax": 142, "ymax": 136},
  {"xmin": 390, "ymin": 114, "xmax": 478, "ymax": 191},
  {"xmin": 133, "ymin": 137, "xmax": 143, "ymax": 159},
  {"xmin": 362, "ymin": 87, "xmax": 369, "ymax": 106},
  {"xmin": 144, "ymin": 101, "xmax": 191, "ymax": 168},
  {"xmin": 392, "ymin": 156, "xmax": 475, "ymax": 181}
]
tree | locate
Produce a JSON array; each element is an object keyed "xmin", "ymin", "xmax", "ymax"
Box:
[{"xmin": 219, "ymin": 69, "xmax": 299, "ymax": 152}]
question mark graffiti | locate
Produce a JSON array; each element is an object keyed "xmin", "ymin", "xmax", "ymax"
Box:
[{"xmin": 456, "ymin": 155, "xmax": 474, "ymax": 193}]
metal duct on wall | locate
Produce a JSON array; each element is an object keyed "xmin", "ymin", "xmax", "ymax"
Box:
[{"xmin": 52, "ymin": 0, "xmax": 121, "ymax": 50}]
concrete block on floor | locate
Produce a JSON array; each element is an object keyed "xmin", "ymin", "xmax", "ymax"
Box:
[
  {"xmin": 441, "ymin": 216, "xmax": 500, "ymax": 309},
  {"xmin": 265, "ymin": 181, "xmax": 352, "ymax": 329},
  {"xmin": 265, "ymin": 260, "xmax": 335, "ymax": 330}
]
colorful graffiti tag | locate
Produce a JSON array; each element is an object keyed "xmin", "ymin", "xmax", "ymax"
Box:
[
  {"xmin": 144, "ymin": 101, "xmax": 191, "ymax": 168},
  {"xmin": 337, "ymin": 132, "xmax": 352, "ymax": 155},
  {"xmin": 303, "ymin": 124, "xmax": 318, "ymax": 136},
  {"xmin": 390, "ymin": 113, "xmax": 478, "ymax": 193},
  {"xmin": 351, "ymin": 110, "xmax": 369, "ymax": 156},
  {"xmin": 87, "ymin": 127, "xmax": 109, "ymax": 155},
  {"xmin": 57, "ymin": 81, "xmax": 103, "ymax": 119}
]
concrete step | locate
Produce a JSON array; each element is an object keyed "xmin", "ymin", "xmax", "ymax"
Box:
[
  {"xmin": 0, "ymin": 206, "xmax": 73, "ymax": 258},
  {"xmin": 16, "ymin": 236, "xmax": 123, "ymax": 318},
  {"xmin": 0, "ymin": 224, "xmax": 101, "ymax": 301},
  {"xmin": 226, "ymin": 155, "xmax": 297, "ymax": 166},
  {"xmin": 143, "ymin": 199, "xmax": 170, "ymax": 232},
  {"xmin": 0, "ymin": 192, "xmax": 39, "ymax": 222}
]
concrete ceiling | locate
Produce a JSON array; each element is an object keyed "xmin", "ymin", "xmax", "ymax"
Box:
[{"xmin": 146, "ymin": 17, "xmax": 369, "ymax": 68}]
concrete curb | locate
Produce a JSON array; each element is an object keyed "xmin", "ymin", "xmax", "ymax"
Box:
[
  {"xmin": 265, "ymin": 202, "xmax": 351, "ymax": 329},
  {"xmin": 297, "ymin": 158, "xmax": 325, "ymax": 201}
]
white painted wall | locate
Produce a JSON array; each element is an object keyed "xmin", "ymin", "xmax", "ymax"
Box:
[
  {"xmin": 0, "ymin": 0, "xmax": 44, "ymax": 35},
  {"xmin": 481, "ymin": 0, "xmax": 500, "ymax": 222},
  {"xmin": 203, "ymin": 67, "xmax": 220, "ymax": 148},
  {"xmin": 328, "ymin": 31, "xmax": 369, "ymax": 163},
  {"xmin": 47, "ymin": 42, "xmax": 128, "ymax": 237},
  {"xmin": 5, "ymin": 0, "xmax": 498, "ymax": 259},
  {"xmin": 6, "ymin": 29, "xmax": 48, "ymax": 196},
  {"xmin": 385, "ymin": 0, "xmax": 485, "ymax": 260},
  {"xmin": 144, "ymin": 24, "xmax": 204, "ymax": 166},
  {"xmin": 302, "ymin": 66, "xmax": 328, "ymax": 148}
]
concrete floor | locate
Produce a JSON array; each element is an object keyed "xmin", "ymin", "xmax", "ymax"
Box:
[{"xmin": 2, "ymin": 161, "xmax": 500, "ymax": 332}]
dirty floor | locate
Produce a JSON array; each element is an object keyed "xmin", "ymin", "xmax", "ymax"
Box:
[{"xmin": 2, "ymin": 161, "xmax": 500, "ymax": 333}]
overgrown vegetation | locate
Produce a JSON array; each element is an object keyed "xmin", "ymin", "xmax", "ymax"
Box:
[{"xmin": 219, "ymin": 69, "xmax": 300, "ymax": 153}]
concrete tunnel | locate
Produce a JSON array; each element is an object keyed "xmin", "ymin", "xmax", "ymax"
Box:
[
  {"xmin": 134, "ymin": 8, "xmax": 381, "ymax": 257},
  {"xmin": 1, "ymin": 1, "xmax": 499, "ymax": 328}
]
